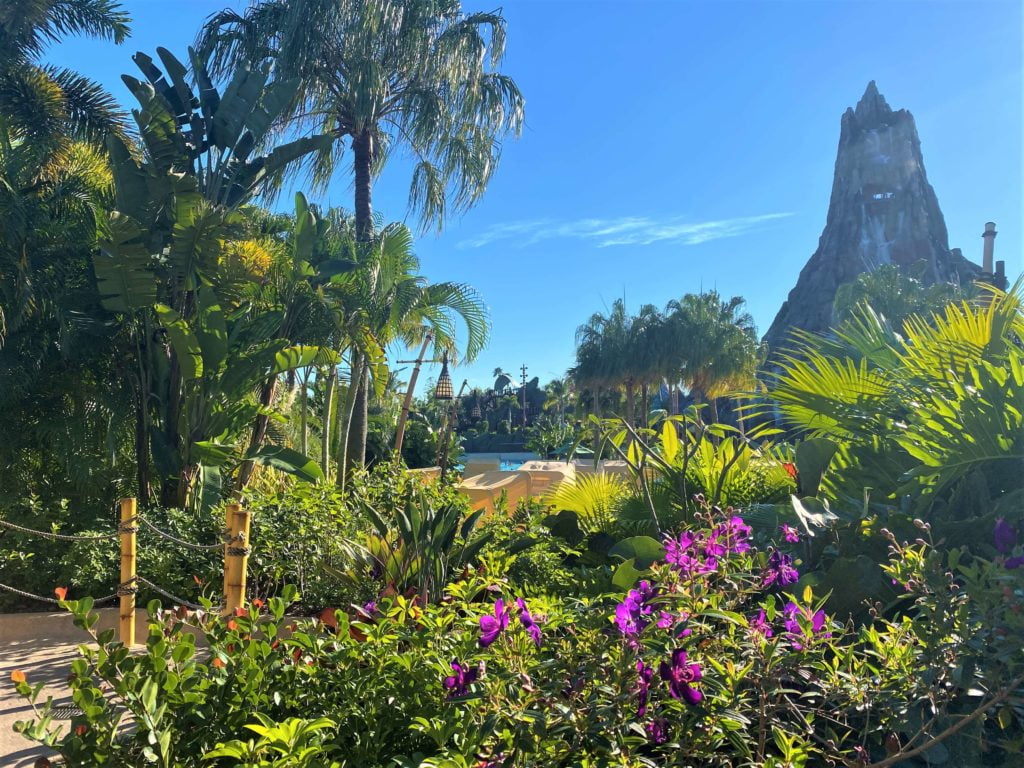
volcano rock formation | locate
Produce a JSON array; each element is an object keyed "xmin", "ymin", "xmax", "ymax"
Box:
[{"xmin": 764, "ymin": 81, "xmax": 977, "ymax": 349}]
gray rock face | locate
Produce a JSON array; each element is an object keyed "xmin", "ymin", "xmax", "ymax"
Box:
[{"xmin": 764, "ymin": 81, "xmax": 978, "ymax": 350}]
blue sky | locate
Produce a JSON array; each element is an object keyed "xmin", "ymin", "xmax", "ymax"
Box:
[{"xmin": 50, "ymin": 0, "xmax": 1023, "ymax": 391}]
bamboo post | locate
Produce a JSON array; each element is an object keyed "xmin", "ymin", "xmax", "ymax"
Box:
[
  {"xmin": 223, "ymin": 503, "xmax": 251, "ymax": 614},
  {"xmin": 118, "ymin": 497, "xmax": 137, "ymax": 647}
]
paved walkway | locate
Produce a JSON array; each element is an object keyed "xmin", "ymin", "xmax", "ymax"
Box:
[{"xmin": 0, "ymin": 609, "xmax": 148, "ymax": 766}]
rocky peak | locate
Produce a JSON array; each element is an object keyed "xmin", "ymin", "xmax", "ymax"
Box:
[
  {"xmin": 851, "ymin": 80, "xmax": 894, "ymax": 126},
  {"xmin": 763, "ymin": 82, "xmax": 977, "ymax": 351}
]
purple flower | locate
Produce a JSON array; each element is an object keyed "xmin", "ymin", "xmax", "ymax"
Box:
[
  {"xmin": 664, "ymin": 531, "xmax": 718, "ymax": 576},
  {"xmin": 749, "ymin": 609, "xmax": 773, "ymax": 638},
  {"xmin": 656, "ymin": 610, "xmax": 692, "ymax": 638},
  {"xmin": 659, "ymin": 649, "xmax": 703, "ymax": 705},
  {"xmin": 443, "ymin": 660, "xmax": 478, "ymax": 697},
  {"xmin": 707, "ymin": 516, "xmax": 752, "ymax": 557},
  {"xmin": 783, "ymin": 602, "xmax": 830, "ymax": 650},
  {"xmin": 645, "ymin": 716, "xmax": 669, "ymax": 745},
  {"xmin": 994, "ymin": 518, "xmax": 1017, "ymax": 554},
  {"xmin": 479, "ymin": 599, "xmax": 510, "ymax": 647},
  {"xmin": 761, "ymin": 550, "xmax": 800, "ymax": 588},
  {"xmin": 614, "ymin": 580, "xmax": 658, "ymax": 637},
  {"xmin": 361, "ymin": 601, "xmax": 378, "ymax": 616},
  {"xmin": 516, "ymin": 598, "xmax": 543, "ymax": 647},
  {"xmin": 636, "ymin": 660, "xmax": 654, "ymax": 717},
  {"xmin": 1006, "ymin": 556, "xmax": 1024, "ymax": 570},
  {"xmin": 780, "ymin": 524, "xmax": 800, "ymax": 544}
]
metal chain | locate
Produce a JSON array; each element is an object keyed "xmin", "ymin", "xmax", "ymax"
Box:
[
  {"xmin": 137, "ymin": 516, "xmax": 235, "ymax": 551},
  {"xmin": 136, "ymin": 576, "xmax": 214, "ymax": 611},
  {"xmin": 0, "ymin": 518, "xmax": 119, "ymax": 542}
]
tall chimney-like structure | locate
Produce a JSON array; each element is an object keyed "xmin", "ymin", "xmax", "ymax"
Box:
[{"xmin": 982, "ymin": 221, "xmax": 997, "ymax": 274}]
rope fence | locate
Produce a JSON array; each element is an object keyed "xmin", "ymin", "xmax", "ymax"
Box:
[
  {"xmin": 0, "ymin": 517, "xmax": 121, "ymax": 542},
  {"xmin": 0, "ymin": 498, "xmax": 251, "ymax": 644}
]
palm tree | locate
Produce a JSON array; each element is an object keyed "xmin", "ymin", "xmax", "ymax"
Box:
[
  {"xmin": 0, "ymin": 0, "xmax": 131, "ymax": 147},
  {"xmin": 543, "ymin": 377, "xmax": 570, "ymax": 424},
  {"xmin": 330, "ymin": 222, "xmax": 489, "ymax": 476},
  {"xmin": 198, "ymin": 0, "xmax": 524, "ymax": 239},
  {"xmin": 664, "ymin": 291, "xmax": 763, "ymax": 423},
  {"xmin": 573, "ymin": 299, "xmax": 661, "ymax": 428}
]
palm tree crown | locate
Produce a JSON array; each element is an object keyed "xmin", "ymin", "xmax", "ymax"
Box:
[{"xmin": 198, "ymin": 0, "xmax": 524, "ymax": 237}]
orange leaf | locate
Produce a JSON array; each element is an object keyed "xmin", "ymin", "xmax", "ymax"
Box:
[
  {"xmin": 192, "ymin": 575, "xmax": 204, "ymax": 586},
  {"xmin": 252, "ymin": 598, "xmax": 264, "ymax": 610},
  {"xmin": 234, "ymin": 606, "xmax": 246, "ymax": 617},
  {"xmin": 74, "ymin": 725, "xmax": 87, "ymax": 736},
  {"xmin": 54, "ymin": 586, "xmax": 67, "ymax": 601},
  {"xmin": 226, "ymin": 620, "xmax": 238, "ymax": 631},
  {"xmin": 212, "ymin": 658, "xmax": 225, "ymax": 668},
  {"xmin": 10, "ymin": 669, "xmax": 26, "ymax": 684}
]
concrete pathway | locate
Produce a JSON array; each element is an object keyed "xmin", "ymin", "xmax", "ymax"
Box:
[{"xmin": 0, "ymin": 609, "xmax": 148, "ymax": 766}]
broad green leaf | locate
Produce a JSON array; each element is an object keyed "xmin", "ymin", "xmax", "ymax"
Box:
[
  {"xmin": 608, "ymin": 536, "xmax": 665, "ymax": 569},
  {"xmin": 611, "ymin": 558, "xmax": 648, "ymax": 591},
  {"xmin": 194, "ymin": 289, "xmax": 229, "ymax": 371},
  {"xmin": 246, "ymin": 445, "xmax": 324, "ymax": 484},
  {"xmin": 95, "ymin": 212, "xmax": 156, "ymax": 312},
  {"xmin": 661, "ymin": 420, "xmax": 680, "ymax": 464},
  {"xmin": 154, "ymin": 304, "xmax": 203, "ymax": 379}
]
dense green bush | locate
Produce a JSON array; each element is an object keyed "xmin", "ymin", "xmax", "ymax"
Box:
[{"xmin": 14, "ymin": 510, "xmax": 1024, "ymax": 766}]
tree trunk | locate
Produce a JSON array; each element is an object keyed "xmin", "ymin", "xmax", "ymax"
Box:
[
  {"xmin": 134, "ymin": 387, "xmax": 150, "ymax": 508},
  {"xmin": 338, "ymin": 350, "xmax": 362, "ymax": 487},
  {"xmin": 624, "ymin": 380, "xmax": 635, "ymax": 427},
  {"xmin": 710, "ymin": 397, "xmax": 721, "ymax": 425},
  {"xmin": 641, "ymin": 383, "xmax": 649, "ymax": 427},
  {"xmin": 321, "ymin": 366, "xmax": 337, "ymax": 477},
  {"xmin": 592, "ymin": 386, "xmax": 602, "ymax": 456},
  {"xmin": 159, "ymin": 349, "xmax": 183, "ymax": 508},
  {"xmin": 345, "ymin": 356, "xmax": 369, "ymax": 474},
  {"xmin": 236, "ymin": 377, "xmax": 277, "ymax": 490},
  {"xmin": 300, "ymin": 368, "xmax": 309, "ymax": 456},
  {"xmin": 345, "ymin": 128, "xmax": 374, "ymax": 471},
  {"xmin": 353, "ymin": 129, "xmax": 374, "ymax": 243}
]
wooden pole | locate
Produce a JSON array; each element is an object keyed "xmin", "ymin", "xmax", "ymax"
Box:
[
  {"xmin": 223, "ymin": 503, "xmax": 251, "ymax": 614},
  {"xmin": 118, "ymin": 497, "xmax": 137, "ymax": 647}
]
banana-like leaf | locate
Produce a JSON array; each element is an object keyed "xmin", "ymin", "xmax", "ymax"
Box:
[
  {"xmin": 121, "ymin": 75, "xmax": 185, "ymax": 173},
  {"xmin": 191, "ymin": 440, "xmax": 234, "ymax": 466},
  {"xmin": 244, "ymin": 76, "xmax": 300, "ymax": 146},
  {"xmin": 196, "ymin": 464, "xmax": 223, "ymax": 514},
  {"xmin": 246, "ymin": 444, "xmax": 323, "ymax": 483},
  {"xmin": 211, "ymin": 65, "xmax": 268, "ymax": 152},
  {"xmin": 154, "ymin": 303, "xmax": 203, "ymax": 379},
  {"xmin": 194, "ymin": 288, "xmax": 229, "ymax": 371},
  {"xmin": 95, "ymin": 212, "xmax": 156, "ymax": 312},
  {"xmin": 105, "ymin": 135, "xmax": 149, "ymax": 222}
]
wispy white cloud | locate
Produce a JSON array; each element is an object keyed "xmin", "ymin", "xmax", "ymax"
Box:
[{"xmin": 457, "ymin": 212, "xmax": 794, "ymax": 250}]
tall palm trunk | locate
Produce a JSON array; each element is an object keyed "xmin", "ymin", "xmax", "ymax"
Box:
[
  {"xmin": 345, "ymin": 355, "xmax": 369, "ymax": 475},
  {"xmin": 641, "ymin": 383, "xmax": 649, "ymax": 427},
  {"xmin": 299, "ymin": 368, "xmax": 309, "ymax": 456},
  {"xmin": 321, "ymin": 366, "xmax": 338, "ymax": 477},
  {"xmin": 348, "ymin": 128, "xmax": 374, "ymax": 468},
  {"xmin": 592, "ymin": 386, "xmax": 602, "ymax": 457},
  {"xmin": 339, "ymin": 349, "xmax": 363, "ymax": 487}
]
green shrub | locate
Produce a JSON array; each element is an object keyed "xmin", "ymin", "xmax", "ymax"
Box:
[{"xmin": 16, "ymin": 512, "xmax": 1023, "ymax": 766}]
